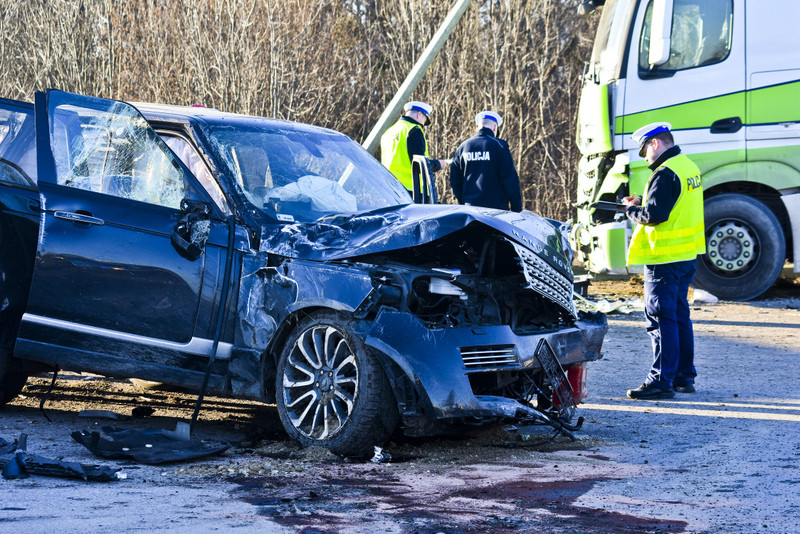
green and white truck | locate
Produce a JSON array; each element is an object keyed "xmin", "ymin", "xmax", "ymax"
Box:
[{"xmin": 572, "ymin": 0, "xmax": 800, "ymax": 300}]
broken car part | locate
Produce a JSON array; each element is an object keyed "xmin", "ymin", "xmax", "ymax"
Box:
[
  {"xmin": 71, "ymin": 427, "xmax": 229, "ymax": 465},
  {"xmin": 1, "ymin": 434, "xmax": 122, "ymax": 482}
]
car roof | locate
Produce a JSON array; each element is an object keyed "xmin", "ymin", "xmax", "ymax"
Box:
[{"xmin": 130, "ymin": 102, "xmax": 340, "ymax": 137}]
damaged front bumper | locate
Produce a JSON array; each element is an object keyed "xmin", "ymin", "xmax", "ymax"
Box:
[{"xmin": 364, "ymin": 308, "xmax": 607, "ymax": 429}]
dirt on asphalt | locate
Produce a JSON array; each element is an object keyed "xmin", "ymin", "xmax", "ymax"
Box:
[{"xmin": 1, "ymin": 276, "xmax": 799, "ymax": 533}]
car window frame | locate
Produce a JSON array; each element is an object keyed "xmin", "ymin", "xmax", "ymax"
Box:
[{"xmin": 158, "ymin": 130, "xmax": 231, "ymax": 216}]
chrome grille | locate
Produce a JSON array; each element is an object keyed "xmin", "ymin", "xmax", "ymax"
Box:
[
  {"xmin": 460, "ymin": 345, "xmax": 519, "ymax": 370},
  {"xmin": 507, "ymin": 239, "xmax": 576, "ymax": 317}
]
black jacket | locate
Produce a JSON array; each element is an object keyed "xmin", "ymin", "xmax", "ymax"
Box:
[
  {"xmin": 626, "ymin": 145, "xmax": 682, "ymax": 225},
  {"xmin": 449, "ymin": 128, "xmax": 522, "ymax": 212}
]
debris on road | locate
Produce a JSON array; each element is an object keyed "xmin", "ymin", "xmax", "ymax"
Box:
[
  {"xmin": 574, "ymin": 292, "xmax": 643, "ymax": 314},
  {"xmin": 71, "ymin": 426, "xmax": 229, "ymax": 465},
  {"xmin": 78, "ymin": 409, "xmax": 121, "ymax": 420},
  {"xmin": 691, "ymin": 288, "xmax": 719, "ymax": 304},
  {"xmin": 370, "ymin": 446, "xmax": 392, "ymax": 464},
  {"xmin": 1, "ymin": 434, "xmax": 123, "ymax": 482}
]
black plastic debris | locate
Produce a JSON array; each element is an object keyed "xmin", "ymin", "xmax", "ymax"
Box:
[
  {"xmin": 0, "ymin": 434, "xmax": 122, "ymax": 482},
  {"xmin": 71, "ymin": 426, "xmax": 229, "ymax": 465},
  {"xmin": 78, "ymin": 409, "xmax": 121, "ymax": 420}
]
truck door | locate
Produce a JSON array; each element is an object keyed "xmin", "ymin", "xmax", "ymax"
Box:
[
  {"xmin": 620, "ymin": 0, "xmax": 745, "ymax": 184},
  {"xmin": 744, "ymin": 3, "xmax": 800, "ymax": 151},
  {"xmin": 15, "ymin": 90, "xmax": 232, "ymax": 383}
]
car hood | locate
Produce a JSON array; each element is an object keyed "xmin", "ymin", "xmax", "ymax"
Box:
[{"xmin": 259, "ymin": 204, "xmax": 573, "ymax": 278}]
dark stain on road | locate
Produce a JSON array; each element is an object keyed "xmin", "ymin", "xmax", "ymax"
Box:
[{"xmin": 232, "ymin": 469, "xmax": 688, "ymax": 533}]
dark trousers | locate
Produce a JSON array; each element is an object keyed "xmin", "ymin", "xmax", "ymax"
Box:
[{"xmin": 643, "ymin": 259, "xmax": 697, "ymax": 388}]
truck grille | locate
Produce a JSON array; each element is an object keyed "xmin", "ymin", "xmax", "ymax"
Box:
[
  {"xmin": 508, "ymin": 240, "xmax": 576, "ymax": 317},
  {"xmin": 460, "ymin": 345, "xmax": 519, "ymax": 370}
]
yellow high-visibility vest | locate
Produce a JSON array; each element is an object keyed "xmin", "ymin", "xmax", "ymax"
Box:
[
  {"xmin": 627, "ymin": 153, "xmax": 705, "ymax": 265},
  {"xmin": 380, "ymin": 119, "xmax": 429, "ymax": 190}
]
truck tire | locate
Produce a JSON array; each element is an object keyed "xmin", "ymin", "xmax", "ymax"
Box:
[
  {"xmin": 275, "ymin": 311, "xmax": 399, "ymax": 458},
  {"xmin": 693, "ymin": 193, "xmax": 785, "ymax": 301},
  {"xmin": 0, "ymin": 348, "xmax": 28, "ymax": 406}
]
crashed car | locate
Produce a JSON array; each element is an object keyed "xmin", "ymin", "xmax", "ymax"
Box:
[{"xmin": 0, "ymin": 89, "xmax": 606, "ymax": 457}]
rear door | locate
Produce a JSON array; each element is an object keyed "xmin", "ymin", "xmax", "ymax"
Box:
[{"xmin": 15, "ymin": 90, "xmax": 231, "ymax": 382}]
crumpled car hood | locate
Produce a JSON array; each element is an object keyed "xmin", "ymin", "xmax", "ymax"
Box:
[{"xmin": 259, "ymin": 204, "xmax": 573, "ymax": 278}]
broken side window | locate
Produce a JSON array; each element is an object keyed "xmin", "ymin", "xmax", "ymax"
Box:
[
  {"xmin": 162, "ymin": 134, "xmax": 230, "ymax": 215},
  {"xmin": 50, "ymin": 102, "xmax": 187, "ymax": 210},
  {"xmin": 0, "ymin": 104, "xmax": 37, "ymax": 186}
]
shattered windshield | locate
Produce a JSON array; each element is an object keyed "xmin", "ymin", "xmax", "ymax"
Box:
[
  {"xmin": 200, "ymin": 121, "xmax": 412, "ymax": 222},
  {"xmin": 0, "ymin": 104, "xmax": 36, "ymax": 185}
]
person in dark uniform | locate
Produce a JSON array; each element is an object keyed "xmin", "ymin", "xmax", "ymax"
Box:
[
  {"xmin": 624, "ymin": 122, "xmax": 705, "ymax": 400},
  {"xmin": 380, "ymin": 101, "xmax": 448, "ymax": 193},
  {"xmin": 449, "ymin": 110, "xmax": 522, "ymax": 212}
]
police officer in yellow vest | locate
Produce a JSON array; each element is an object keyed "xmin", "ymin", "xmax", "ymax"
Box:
[
  {"xmin": 380, "ymin": 101, "xmax": 448, "ymax": 192},
  {"xmin": 624, "ymin": 122, "xmax": 705, "ymax": 400}
]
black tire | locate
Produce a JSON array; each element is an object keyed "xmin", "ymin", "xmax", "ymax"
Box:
[
  {"xmin": 275, "ymin": 311, "xmax": 399, "ymax": 458},
  {"xmin": 693, "ymin": 193, "xmax": 785, "ymax": 301},
  {"xmin": 0, "ymin": 347, "xmax": 28, "ymax": 406}
]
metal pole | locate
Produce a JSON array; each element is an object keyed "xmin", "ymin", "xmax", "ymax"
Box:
[{"xmin": 361, "ymin": 0, "xmax": 474, "ymax": 154}]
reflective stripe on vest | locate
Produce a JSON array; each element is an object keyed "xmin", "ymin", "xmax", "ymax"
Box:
[
  {"xmin": 627, "ymin": 153, "xmax": 706, "ymax": 265},
  {"xmin": 380, "ymin": 119, "xmax": 429, "ymax": 190}
]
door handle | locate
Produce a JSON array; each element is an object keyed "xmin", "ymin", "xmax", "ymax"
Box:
[
  {"xmin": 54, "ymin": 211, "xmax": 105, "ymax": 226},
  {"xmin": 710, "ymin": 117, "xmax": 743, "ymax": 134}
]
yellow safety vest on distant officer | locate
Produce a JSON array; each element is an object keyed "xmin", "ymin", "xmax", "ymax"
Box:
[
  {"xmin": 627, "ymin": 154, "xmax": 705, "ymax": 265},
  {"xmin": 380, "ymin": 120, "xmax": 429, "ymax": 190}
]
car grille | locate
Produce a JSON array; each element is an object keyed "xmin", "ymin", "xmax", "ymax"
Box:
[
  {"xmin": 508, "ymin": 239, "xmax": 576, "ymax": 317},
  {"xmin": 460, "ymin": 345, "xmax": 519, "ymax": 370}
]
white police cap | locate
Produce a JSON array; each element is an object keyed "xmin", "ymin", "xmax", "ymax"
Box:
[
  {"xmin": 632, "ymin": 121, "xmax": 672, "ymax": 156},
  {"xmin": 404, "ymin": 101, "xmax": 433, "ymax": 124},
  {"xmin": 475, "ymin": 110, "xmax": 502, "ymax": 127}
]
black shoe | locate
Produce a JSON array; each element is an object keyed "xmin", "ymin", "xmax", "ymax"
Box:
[
  {"xmin": 627, "ymin": 383, "xmax": 676, "ymax": 400},
  {"xmin": 673, "ymin": 379, "xmax": 696, "ymax": 393}
]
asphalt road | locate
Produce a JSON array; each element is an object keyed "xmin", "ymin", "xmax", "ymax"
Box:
[
  {"xmin": 577, "ymin": 296, "xmax": 800, "ymax": 533},
  {"xmin": 1, "ymin": 292, "xmax": 798, "ymax": 533}
]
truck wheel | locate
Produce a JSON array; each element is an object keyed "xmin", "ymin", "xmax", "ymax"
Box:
[
  {"xmin": 275, "ymin": 311, "xmax": 399, "ymax": 458},
  {"xmin": 693, "ymin": 194, "xmax": 785, "ymax": 301},
  {"xmin": 0, "ymin": 348, "xmax": 28, "ymax": 406}
]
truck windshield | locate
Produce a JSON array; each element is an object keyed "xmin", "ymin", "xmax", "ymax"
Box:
[
  {"xmin": 590, "ymin": 0, "xmax": 637, "ymax": 84},
  {"xmin": 201, "ymin": 122, "xmax": 411, "ymax": 222}
]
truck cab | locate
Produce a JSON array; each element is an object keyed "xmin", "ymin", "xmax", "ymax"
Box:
[{"xmin": 574, "ymin": 0, "xmax": 800, "ymax": 300}]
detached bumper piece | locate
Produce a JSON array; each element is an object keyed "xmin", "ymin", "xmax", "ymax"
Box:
[
  {"xmin": 71, "ymin": 426, "xmax": 229, "ymax": 465},
  {"xmin": 1, "ymin": 434, "xmax": 122, "ymax": 482}
]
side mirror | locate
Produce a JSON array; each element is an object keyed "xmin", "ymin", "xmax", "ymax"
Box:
[
  {"xmin": 411, "ymin": 155, "xmax": 438, "ymax": 204},
  {"xmin": 649, "ymin": 0, "xmax": 674, "ymax": 66},
  {"xmin": 171, "ymin": 199, "xmax": 211, "ymax": 261}
]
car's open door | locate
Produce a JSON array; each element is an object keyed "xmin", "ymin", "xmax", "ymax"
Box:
[
  {"xmin": 411, "ymin": 154, "xmax": 438, "ymax": 204},
  {"xmin": 14, "ymin": 90, "xmax": 234, "ymax": 387}
]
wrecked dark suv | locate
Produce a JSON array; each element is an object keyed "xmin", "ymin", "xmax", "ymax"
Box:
[{"xmin": 0, "ymin": 90, "xmax": 606, "ymax": 456}]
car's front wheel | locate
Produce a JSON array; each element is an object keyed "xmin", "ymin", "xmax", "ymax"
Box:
[{"xmin": 275, "ymin": 311, "xmax": 398, "ymax": 457}]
